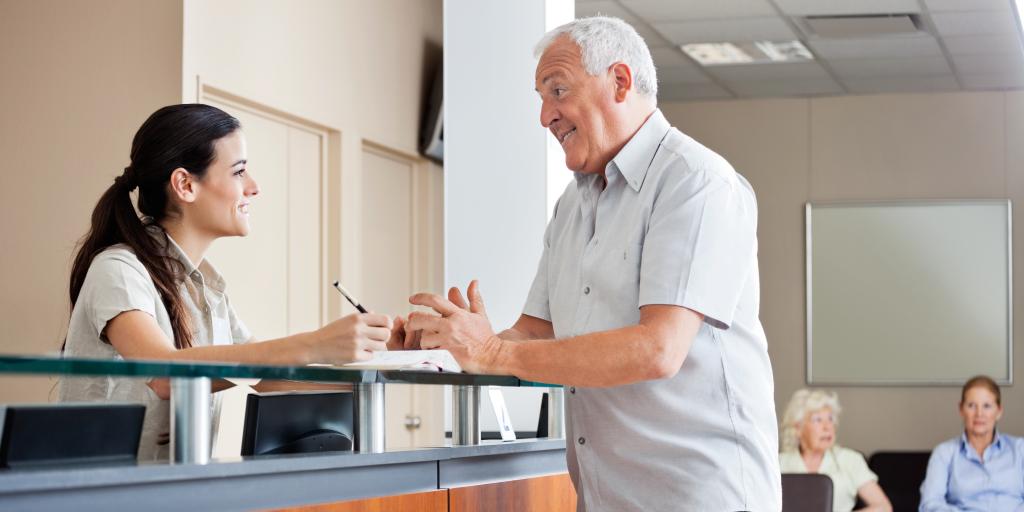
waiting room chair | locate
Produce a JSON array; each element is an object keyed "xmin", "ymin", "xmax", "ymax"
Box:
[
  {"xmin": 781, "ymin": 473, "xmax": 833, "ymax": 512},
  {"xmin": 868, "ymin": 451, "xmax": 931, "ymax": 512}
]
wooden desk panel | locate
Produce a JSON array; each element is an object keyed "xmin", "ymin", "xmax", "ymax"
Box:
[
  {"xmin": 267, "ymin": 489, "xmax": 447, "ymax": 512},
  {"xmin": 448, "ymin": 473, "xmax": 577, "ymax": 512}
]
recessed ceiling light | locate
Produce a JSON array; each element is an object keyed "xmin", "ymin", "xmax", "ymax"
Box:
[
  {"xmin": 681, "ymin": 43, "xmax": 754, "ymax": 65},
  {"xmin": 682, "ymin": 40, "xmax": 814, "ymax": 66}
]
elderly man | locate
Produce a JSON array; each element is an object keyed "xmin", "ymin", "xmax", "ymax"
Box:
[{"xmin": 406, "ymin": 16, "xmax": 781, "ymax": 511}]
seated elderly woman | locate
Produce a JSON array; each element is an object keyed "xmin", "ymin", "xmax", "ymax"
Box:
[
  {"xmin": 919, "ymin": 375, "xmax": 1024, "ymax": 511},
  {"xmin": 779, "ymin": 389, "xmax": 892, "ymax": 512}
]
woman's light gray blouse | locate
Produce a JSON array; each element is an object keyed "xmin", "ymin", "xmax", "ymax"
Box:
[{"xmin": 60, "ymin": 231, "xmax": 251, "ymax": 461}]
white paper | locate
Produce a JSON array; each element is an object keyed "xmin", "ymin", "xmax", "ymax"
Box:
[{"xmin": 340, "ymin": 349, "xmax": 463, "ymax": 373}]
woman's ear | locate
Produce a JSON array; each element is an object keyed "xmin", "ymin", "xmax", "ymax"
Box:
[{"xmin": 168, "ymin": 168, "xmax": 198, "ymax": 203}]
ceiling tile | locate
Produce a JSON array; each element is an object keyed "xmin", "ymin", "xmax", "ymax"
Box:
[
  {"xmin": 620, "ymin": 0, "xmax": 777, "ymax": 21},
  {"xmin": 652, "ymin": 17, "xmax": 796, "ymax": 44},
  {"xmin": 808, "ymin": 36, "xmax": 943, "ymax": 59},
  {"xmin": 930, "ymin": 10, "xmax": 1019, "ymax": 37},
  {"xmin": 658, "ymin": 64, "xmax": 713, "ymax": 84},
  {"xmin": 708, "ymin": 61, "xmax": 831, "ymax": 81},
  {"xmin": 943, "ymin": 33, "xmax": 1024, "ymax": 55},
  {"xmin": 658, "ymin": 83, "xmax": 735, "ymax": 101},
  {"xmin": 829, "ymin": 57, "xmax": 952, "ymax": 77},
  {"xmin": 960, "ymin": 71, "xmax": 1024, "ymax": 89},
  {"xmin": 842, "ymin": 75, "xmax": 961, "ymax": 93},
  {"xmin": 772, "ymin": 0, "xmax": 920, "ymax": 16},
  {"xmin": 922, "ymin": 0, "xmax": 1010, "ymax": 11},
  {"xmin": 728, "ymin": 77, "xmax": 844, "ymax": 96},
  {"xmin": 574, "ymin": 1, "xmax": 671, "ymax": 46},
  {"xmin": 952, "ymin": 53, "xmax": 1024, "ymax": 74}
]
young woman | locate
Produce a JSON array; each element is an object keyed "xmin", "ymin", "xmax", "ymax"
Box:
[
  {"xmin": 779, "ymin": 389, "xmax": 892, "ymax": 512},
  {"xmin": 919, "ymin": 375, "xmax": 1024, "ymax": 510},
  {"xmin": 59, "ymin": 104, "xmax": 401, "ymax": 461}
]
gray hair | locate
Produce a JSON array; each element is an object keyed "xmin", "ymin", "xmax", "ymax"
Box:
[
  {"xmin": 780, "ymin": 389, "xmax": 842, "ymax": 452},
  {"xmin": 534, "ymin": 16, "xmax": 658, "ymax": 98}
]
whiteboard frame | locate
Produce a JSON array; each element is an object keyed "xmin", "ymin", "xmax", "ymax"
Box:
[{"xmin": 805, "ymin": 200, "xmax": 1013, "ymax": 386}]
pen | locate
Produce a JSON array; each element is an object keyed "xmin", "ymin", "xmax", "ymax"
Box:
[{"xmin": 332, "ymin": 280, "xmax": 368, "ymax": 313}]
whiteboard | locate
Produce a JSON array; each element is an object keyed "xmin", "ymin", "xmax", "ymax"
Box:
[{"xmin": 806, "ymin": 201, "xmax": 1012, "ymax": 385}]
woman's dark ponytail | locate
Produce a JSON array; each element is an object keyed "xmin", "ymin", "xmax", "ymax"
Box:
[{"xmin": 68, "ymin": 104, "xmax": 241, "ymax": 349}]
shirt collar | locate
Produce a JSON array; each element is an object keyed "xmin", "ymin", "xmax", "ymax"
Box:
[
  {"xmin": 959, "ymin": 430, "xmax": 1006, "ymax": 455},
  {"xmin": 146, "ymin": 224, "xmax": 228, "ymax": 293},
  {"xmin": 608, "ymin": 108, "xmax": 670, "ymax": 193}
]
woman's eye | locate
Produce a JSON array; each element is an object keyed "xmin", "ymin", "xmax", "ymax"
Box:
[{"xmin": 234, "ymin": 168, "xmax": 246, "ymax": 176}]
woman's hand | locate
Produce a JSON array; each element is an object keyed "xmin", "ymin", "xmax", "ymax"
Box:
[
  {"xmin": 387, "ymin": 315, "xmax": 423, "ymax": 350},
  {"xmin": 308, "ymin": 313, "xmax": 391, "ymax": 363}
]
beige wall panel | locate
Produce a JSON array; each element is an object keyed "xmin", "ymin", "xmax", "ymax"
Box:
[
  {"xmin": 809, "ymin": 92, "xmax": 1005, "ymax": 201},
  {"xmin": 0, "ymin": 0, "xmax": 182, "ymax": 402},
  {"xmin": 183, "ymin": 0, "xmax": 437, "ymax": 157},
  {"xmin": 360, "ymin": 148, "xmax": 413, "ymax": 317},
  {"xmin": 205, "ymin": 106, "xmax": 291, "ymax": 340},
  {"xmin": 663, "ymin": 98, "xmax": 811, "ymax": 420},
  {"xmin": 287, "ymin": 127, "xmax": 324, "ymax": 333},
  {"xmin": 663, "ymin": 91, "xmax": 1019, "ymax": 454}
]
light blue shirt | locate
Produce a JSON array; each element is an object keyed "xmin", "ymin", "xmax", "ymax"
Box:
[
  {"xmin": 524, "ymin": 110, "xmax": 781, "ymax": 511},
  {"xmin": 919, "ymin": 432, "xmax": 1024, "ymax": 511}
]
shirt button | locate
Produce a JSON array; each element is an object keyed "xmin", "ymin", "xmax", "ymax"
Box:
[
  {"xmin": 583, "ymin": 286, "xmax": 590, "ymax": 295},
  {"xmin": 569, "ymin": 387, "xmax": 576, "ymax": 394},
  {"xmin": 578, "ymin": 437, "xmax": 586, "ymax": 445}
]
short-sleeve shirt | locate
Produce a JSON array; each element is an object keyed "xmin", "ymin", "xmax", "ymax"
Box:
[
  {"xmin": 59, "ymin": 227, "xmax": 251, "ymax": 461},
  {"xmin": 779, "ymin": 446, "xmax": 877, "ymax": 512},
  {"xmin": 523, "ymin": 109, "xmax": 781, "ymax": 511}
]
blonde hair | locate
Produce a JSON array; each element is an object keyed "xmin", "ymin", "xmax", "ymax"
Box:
[{"xmin": 780, "ymin": 389, "xmax": 841, "ymax": 452}]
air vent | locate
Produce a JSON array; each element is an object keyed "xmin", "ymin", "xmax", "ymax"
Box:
[{"xmin": 803, "ymin": 14, "xmax": 923, "ymax": 38}]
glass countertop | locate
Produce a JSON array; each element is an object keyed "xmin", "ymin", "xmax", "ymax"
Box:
[{"xmin": 0, "ymin": 354, "xmax": 555, "ymax": 387}]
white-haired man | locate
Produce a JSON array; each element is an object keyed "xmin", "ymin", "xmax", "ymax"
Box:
[{"xmin": 406, "ymin": 16, "xmax": 781, "ymax": 511}]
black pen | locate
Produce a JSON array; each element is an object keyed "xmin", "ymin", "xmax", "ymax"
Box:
[{"xmin": 332, "ymin": 280, "xmax": 368, "ymax": 313}]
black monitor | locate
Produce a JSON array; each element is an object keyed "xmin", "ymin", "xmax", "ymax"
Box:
[
  {"xmin": 240, "ymin": 392, "xmax": 354, "ymax": 456},
  {"xmin": 0, "ymin": 403, "xmax": 144, "ymax": 469},
  {"xmin": 536, "ymin": 391, "xmax": 549, "ymax": 438}
]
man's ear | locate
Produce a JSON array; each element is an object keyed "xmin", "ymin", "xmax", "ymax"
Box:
[
  {"xmin": 168, "ymin": 168, "xmax": 198, "ymax": 203},
  {"xmin": 610, "ymin": 62, "xmax": 634, "ymax": 103}
]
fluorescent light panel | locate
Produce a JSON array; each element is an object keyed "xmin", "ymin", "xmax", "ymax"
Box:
[{"xmin": 682, "ymin": 40, "xmax": 814, "ymax": 66}]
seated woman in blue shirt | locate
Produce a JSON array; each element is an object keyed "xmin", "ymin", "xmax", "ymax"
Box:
[{"xmin": 919, "ymin": 375, "xmax": 1024, "ymax": 511}]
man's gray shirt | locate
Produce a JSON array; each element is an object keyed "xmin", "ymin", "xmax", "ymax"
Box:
[{"xmin": 523, "ymin": 109, "xmax": 781, "ymax": 511}]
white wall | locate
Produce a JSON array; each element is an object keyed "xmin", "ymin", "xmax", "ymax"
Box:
[
  {"xmin": 444, "ymin": 0, "xmax": 572, "ymax": 432},
  {"xmin": 662, "ymin": 91, "xmax": 1024, "ymax": 454}
]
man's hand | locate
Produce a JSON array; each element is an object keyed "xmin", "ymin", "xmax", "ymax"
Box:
[{"xmin": 406, "ymin": 280, "xmax": 505, "ymax": 374}]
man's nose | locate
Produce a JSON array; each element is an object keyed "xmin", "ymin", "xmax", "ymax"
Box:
[{"xmin": 540, "ymin": 100, "xmax": 559, "ymax": 128}]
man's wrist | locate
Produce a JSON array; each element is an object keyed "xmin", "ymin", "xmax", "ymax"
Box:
[{"xmin": 482, "ymin": 335, "xmax": 517, "ymax": 375}]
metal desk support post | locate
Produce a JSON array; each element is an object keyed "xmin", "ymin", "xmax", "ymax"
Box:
[
  {"xmin": 452, "ymin": 386, "xmax": 480, "ymax": 445},
  {"xmin": 170, "ymin": 377, "xmax": 212, "ymax": 464},
  {"xmin": 354, "ymin": 383, "xmax": 385, "ymax": 453},
  {"xmin": 547, "ymin": 388, "xmax": 565, "ymax": 439}
]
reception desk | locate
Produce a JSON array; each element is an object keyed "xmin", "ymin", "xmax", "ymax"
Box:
[
  {"xmin": 0, "ymin": 356, "xmax": 573, "ymax": 511},
  {"xmin": 0, "ymin": 438, "xmax": 571, "ymax": 511}
]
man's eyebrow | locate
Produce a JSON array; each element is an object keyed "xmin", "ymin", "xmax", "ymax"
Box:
[{"xmin": 541, "ymin": 71, "xmax": 566, "ymax": 85}]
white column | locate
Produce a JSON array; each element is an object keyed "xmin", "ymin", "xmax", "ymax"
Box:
[{"xmin": 444, "ymin": 0, "xmax": 573, "ymax": 433}]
